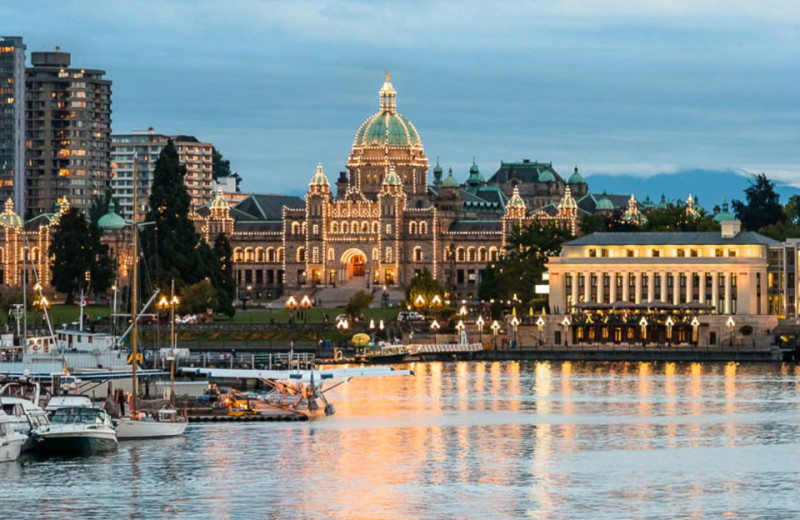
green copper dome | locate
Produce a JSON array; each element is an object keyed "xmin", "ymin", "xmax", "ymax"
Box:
[
  {"xmin": 354, "ymin": 75, "xmax": 422, "ymax": 148},
  {"xmin": 596, "ymin": 194, "xmax": 614, "ymax": 211},
  {"xmin": 538, "ymin": 168, "xmax": 555, "ymax": 183},
  {"xmin": 467, "ymin": 160, "xmax": 485, "ymax": 184},
  {"xmin": 98, "ymin": 201, "xmax": 126, "ymax": 230},
  {"xmin": 568, "ymin": 166, "xmax": 584, "ymax": 184},
  {"xmin": 713, "ymin": 200, "xmax": 736, "ymax": 223},
  {"xmin": 442, "ymin": 168, "xmax": 460, "ymax": 188}
]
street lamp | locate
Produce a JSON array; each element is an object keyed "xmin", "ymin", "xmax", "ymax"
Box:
[
  {"xmin": 459, "ymin": 303, "xmax": 468, "ymax": 317},
  {"xmin": 639, "ymin": 316, "xmax": 648, "ymax": 346},
  {"xmin": 510, "ymin": 316, "xmax": 520, "ymax": 348},
  {"xmin": 286, "ymin": 295, "xmax": 298, "ymax": 322},
  {"xmin": 691, "ymin": 316, "xmax": 700, "ymax": 345},
  {"xmin": 157, "ymin": 280, "xmax": 180, "ymax": 406},
  {"xmin": 726, "ymin": 316, "xmax": 735, "ymax": 347},
  {"xmin": 455, "ymin": 320, "xmax": 465, "ymax": 343},
  {"xmin": 665, "ymin": 316, "xmax": 674, "ymax": 347},
  {"xmin": 431, "ymin": 319, "xmax": 440, "ymax": 345},
  {"xmin": 476, "ymin": 316, "xmax": 485, "ymax": 344},
  {"xmin": 491, "ymin": 320, "xmax": 500, "ymax": 349},
  {"xmin": 336, "ymin": 318, "xmax": 349, "ymax": 349},
  {"xmin": 300, "ymin": 295, "xmax": 312, "ymax": 323},
  {"xmin": 536, "ymin": 315, "xmax": 545, "ymax": 346},
  {"xmin": 561, "ymin": 316, "xmax": 570, "ymax": 347}
]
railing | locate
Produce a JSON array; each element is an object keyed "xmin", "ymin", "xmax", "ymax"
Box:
[{"xmin": 407, "ymin": 343, "xmax": 484, "ymax": 355}]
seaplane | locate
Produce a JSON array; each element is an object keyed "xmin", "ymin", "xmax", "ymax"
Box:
[{"xmin": 179, "ymin": 365, "xmax": 413, "ymax": 416}]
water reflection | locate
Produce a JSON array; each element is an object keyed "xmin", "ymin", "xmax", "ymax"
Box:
[{"xmin": 1, "ymin": 362, "xmax": 799, "ymax": 519}]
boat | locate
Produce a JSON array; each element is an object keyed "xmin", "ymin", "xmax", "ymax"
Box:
[
  {"xmin": 115, "ymin": 156, "xmax": 186, "ymax": 440},
  {"xmin": 0, "ymin": 381, "xmax": 51, "ymax": 451},
  {"xmin": 354, "ymin": 341, "xmax": 409, "ymax": 363},
  {"xmin": 0, "ymin": 412, "xmax": 27, "ymax": 462},
  {"xmin": 32, "ymin": 406, "xmax": 117, "ymax": 455},
  {"xmin": 44, "ymin": 395, "xmax": 93, "ymax": 416}
]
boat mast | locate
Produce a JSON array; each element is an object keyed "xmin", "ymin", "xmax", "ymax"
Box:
[
  {"xmin": 170, "ymin": 278, "xmax": 176, "ymax": 407},
  {"xmin": 131, "ymin": 152, "xmax": 139, "ymax": 413}
]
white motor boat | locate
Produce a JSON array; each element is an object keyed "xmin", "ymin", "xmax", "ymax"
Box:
[
  {"xmin": 0, "ymin": 381, "xmax": 51, "ymax": 451},
  {"xmin": 116, "ymin": 409, "xmax": 187, "ymax": 440},
  {"xmin": 33, "ymin": 407, "xmax": 117, "ymax": 455},
  {"xmin": 0, "ymin": 412, "xmax": 27, "ymax": 462}
]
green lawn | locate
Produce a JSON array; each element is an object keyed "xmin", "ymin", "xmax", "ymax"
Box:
[
  {"xmin": 41, "ymin": 304, "xmax": 112, "ymax": 327},
  {"xmin": 220, "ymin": 306, "xmax": 401, "ymax": 324}
]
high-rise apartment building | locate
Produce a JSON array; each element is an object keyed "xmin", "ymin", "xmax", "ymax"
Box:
[
  {"xmin": 25, "ymin": 49, "xmax": 112, "ymax": 216},
  {"xmin": 0, "ymin": 36, "xmax": 26, "ymax": 215},
  {"xmin": 111, "ymin": 128, "xmax": 213, "ymax": 221}
]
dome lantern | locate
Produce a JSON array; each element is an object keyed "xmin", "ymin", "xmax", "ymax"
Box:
[{"xmin": 98, "ymin": 200, "xmax": 126, "ymax": 231}]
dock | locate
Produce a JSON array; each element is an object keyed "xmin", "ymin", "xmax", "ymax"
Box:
[{"xmin": 188, "ymin": 413, "xmax": 307, "ymax": 422}]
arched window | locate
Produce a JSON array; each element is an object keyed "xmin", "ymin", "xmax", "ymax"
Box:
[
  {"xmin": 386, "ymin": 224, "xmax": 392, "ymax": 235},
  {"xmin": 245, "ymin": 248, "xmax": 254, "ymax": 262},
  {"xmin": 478, "ymin": 247, "xmax": 487, "ymax": 262},
  {"xmin": 234, "ymin": 248, "xmax": 243, "ymax": 262},
  {"xmin": 456, "ymin": 247, "xmax": 466, "ymax": 262},
  {"xmin": 277, "ymin": 248, "xmax": 285, "ymax": 262},
  {"xmin": 385, "ymin": 247, "xmax": 393, "ymax": 262},
  {"xmin": 312, "ymin": 224, "xmax": 319, "ymax": 235},
  {"xmin": 352, "ymin": 221, "xmax": 359, "ymax": 233},
  {"xmin": 312, "ymin": 247, "xmax": 319, "ymax": 263},
  {"xmin": 409, "ymin": 221, "xmax": 417, "ymax": 234},
  {"xmin": 256, "ymin": 248, "xmax": 265, "ymax": 262},
  {"xmin": 420, "ymin": 222, "xmax": 428, "ymax": 234},
  {"xmin": 342, "ymin": 222, "xmax": 349, "ymax": 233},
  {"xmin": 413, "ymin": 247, "xmax": 423, "ymax": 262},
  {"xmin": 467, "ymin": 247, "xmax": 476, "ymax": 262},
  {"xmin": 361, "ymin": 222, "xmax": 369, "ymax": 233},
  {"xmin": 489, "ymin": 247, "xmax": 499, "ymax": 261},
  {"xmin": 267, "ymin": 247, "xmax": 275, "ymax": 262},
  {"xmin": 372, "ymin": 248, "xmax": 380, "ymax": 261},
  {"xmin": 372, "ymin": 222, "xmax": 379, "ymax": 233},
  {"xmin": 297, "ymin": 247, "xmax": 306, "ymax": 263},
  {"xmin": 291, "ymin": 222, "xmax": 300, "ymax": 234},
  {"xmin": 32, "ymin": 247, "xmax": 40, "ymax": 262},
  {"xmin": 328, "ymin": 248, "xmax": 335, "ymax": 261},
  {"xmin": 331, "ymin": 222, "xmax": 339, "ymax": 233}
]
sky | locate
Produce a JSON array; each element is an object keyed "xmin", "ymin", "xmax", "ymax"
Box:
[{"xmin": 4, "ymin": 0, "xmax": 799, "ymax": 203}]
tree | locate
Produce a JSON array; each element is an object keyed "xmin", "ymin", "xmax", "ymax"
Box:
[
  {"xmin": 179, "ymin": 279, "xmax": 219, "ymax": 314},
  {"xmin": 49, "ymin": 207, "xmax": 113, "ymax": 303},
  {"xmin": 404, "ymin": 269, "xmax": 445, "ymax": 308},
  {"xmin": 479, "ymin": 222, "xmax": 573, "ymax": 304},
  {"xmin": 211, "ymin": 233, "xmax": 235, "ymax": 316},
  {"xmin": 212, "ymin": 147, "xmax": 242, "ymax": 190},
  {"xmin": 732, "ymin": 173, "xmax": 785, "ymax": 231},
  {"xmin": 345, "ymin": 290, "xmax": 373, "ymax": 320},
  {"xmin": 643, "ymin": 202, "xmax": 719, "ymax": 232},
  {"xmin": 579, "ymin": 214, "xmax": 606, "ymax": 235},
  {"xmin": 141, "ymin": 141, "xmax": 205, "ymax": 290}
]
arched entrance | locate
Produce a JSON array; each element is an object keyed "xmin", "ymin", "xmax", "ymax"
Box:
[{"xmin": 341, "ymin": 248, "xmax": 367, "ymax": 281}]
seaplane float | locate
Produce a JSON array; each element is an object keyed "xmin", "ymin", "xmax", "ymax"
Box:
[{"xmin": 179, "ymin": 365, "xmax": 413, "ymax": 416}]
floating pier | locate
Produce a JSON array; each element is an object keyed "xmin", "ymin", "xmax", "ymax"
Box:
[{"xmin": 188, "ymin": 413, "xmax": 307, "ymax": 423}]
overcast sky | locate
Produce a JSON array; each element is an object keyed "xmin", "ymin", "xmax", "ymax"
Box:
[{"xmin": 4, "ymin": 0, "xmax": 799, "ymax": 196}]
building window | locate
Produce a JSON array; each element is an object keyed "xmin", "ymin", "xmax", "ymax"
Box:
[
  {"xmin": 588, "ymin": 249, "xmax": 597, "ymax": 257},
  {"xmin": 715, "ymin": 248, "xmax": 723, "ymax": 257},
  {"xmin": 386, "ymin": 224, "xmax": 392, "ymax": 235},
  {"xmin": 331, "ymin": 222, "xmax": 338, "ymax": 233},
  {"xmin": 420, "ymin": 222, "xmax": 428, "ymax": 234},
  {"xmin": 651, "ymin": 249, "xmax": 660, "ymax": 257},
  {"xmin": 413, "ymin": 247, "xmax": 423, "ymax": 262},
  {"xmin": 409, "ymin": 222, "xmax": 417, "ymax": 234},
  {"xmin": 297, "ymin": 247, "xmax": 305, "ymax": 263},
  {"xmin": 626, "ymin": 249, "xmax": 634, "ymax": 257},
  {"xmin": 291, "ymin": 222, "xmax": 300, "ymax": 234},
  {"xmin": 342, "ymin": 222, "xmax": 349, "ymax": 233},
  {"xmin": 312, "ymin": 247, "xmax": 319, "ymax": 263},
  {"xmin": 677, "ymin": 248, "xmax": 685, "ymax": 257},
  {"xmin": 690, "ymin": 249, "xmax": 699, "ymax": 257},
  {"xmin": 467, "ymin": 247, "xmax": 476, "ymax": 262},
  {"xmin": 601, "ymin": 249, "xmax": 609, "ymax": 258},
  {"xmin": 312, "ymin": 224, "xmax": 319, "ymax": 235},
  {"xmin": 385, "ymin": 247, "xmax": 393, "ymax": 262},
  {"xmin": 728, "ymin": 250, "xmax": 736, "ymax": 257}
]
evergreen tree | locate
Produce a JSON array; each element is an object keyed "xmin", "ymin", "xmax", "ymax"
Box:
[
  {"xmin": 479, "ymin": 222, "xmax": 572, "ymax": 304},
  {"xmin": 212, "ymin": 147, "xmax": 242, "ymax": 190},
  {"xmin": 211, "ymin": 233, "xmax": 235, "ymax": 316},
  {"xmin": 732, "ymin": 173, "xmax": 785, "ymax": 231},
  {"xmin": 88, "ymin": 189, "xmax": 115, "ymax": 224},
  {"xmin": 643, "ymin": 202, "xmax": 719, "ymax": 232},
  {"xmin": 404, "ymin": 269, "xmax": 445, "ymax": 308},
  {"xmin": 141, "ymin": 140, "xmax": 204, "ymax": 290},
  {"xmin": 49, "ymin": 207, "xmax": 113, "ymax": 303}
]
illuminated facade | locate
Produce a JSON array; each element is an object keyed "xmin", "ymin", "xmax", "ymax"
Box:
[
  {"xmin": 194, "ymin": 76, "xmax": 580, "ymax": 299},
  {"xmin": 25, "ymin": 50, "xmax": 112, "ymax": 216}
]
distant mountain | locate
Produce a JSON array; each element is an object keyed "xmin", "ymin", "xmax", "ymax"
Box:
[{"xmin": 583, "ymin": 169, "xmax": 800, "ymax": 210}]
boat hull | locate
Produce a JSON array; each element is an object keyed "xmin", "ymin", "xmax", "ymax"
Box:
[
  {"xmin": 116, "ymin": 418, "xmax": 187, "ymax": 439},
  {"xmin": 0, "ymin": 436, "xmax": 25, "ymax": 462},
  {"xmin": 35, "ymin": 432, "xmax": 118, "ymax": 455}
]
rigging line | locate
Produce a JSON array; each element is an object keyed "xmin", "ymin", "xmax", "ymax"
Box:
[{"xmin": 21, "ymin": 232, "xmax": 57, "ymax": 346}]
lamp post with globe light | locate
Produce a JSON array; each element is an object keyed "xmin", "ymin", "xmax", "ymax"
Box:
[{"xmin": 157, "ymin": 280, "xmax": 180, "ymax": 405}]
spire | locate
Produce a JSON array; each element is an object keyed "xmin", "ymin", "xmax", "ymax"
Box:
[
  {"xmin": 506, "ymin": 186, "xmax": 526, "ymax": 218},
  {"xmin": 433, "ymin": 156, "xmax": 443, "ymax": 185},
  {"xmin": 558, "ymin": 186, "xmax": 577, "ymax": 212},
  {"xmin": 379, "ymin": 72, "xmax": 396, "ymax": 114},
  {"xmin": 309, "ymin": 162, "xmax": 330, "ymax": 188}
]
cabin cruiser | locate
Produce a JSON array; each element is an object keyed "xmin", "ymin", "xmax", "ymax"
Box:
[
  {"xmin": 45, "ymin": 395, "xmax": 93, "ymax": 416},
  {"xmin": 0, "ymin": 381, "xmax": 51, "ymax": 451},
  {"xmin": 115, "ymin": 408, "xmax": 187, "ymax": 440},
  {"xmin": 0, "ymin": 412, "xmax": 27, "ymax": 462},
  {"xmin": 32, "ymin": 407, "xmax": 117, "ymax": 455}
]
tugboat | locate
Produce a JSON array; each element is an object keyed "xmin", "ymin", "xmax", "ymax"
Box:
[{"xmin": 32, "ymin": 407, "xmax": 117, "ymax": 455}]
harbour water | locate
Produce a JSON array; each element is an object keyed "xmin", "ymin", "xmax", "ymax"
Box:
[{"xmin": 2, "ymin": 361, "xmax": 800, "ymax": 519}]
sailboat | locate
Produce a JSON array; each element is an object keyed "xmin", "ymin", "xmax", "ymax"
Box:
[{"xmin": 116, "ymin": 152, "xmax": 187, "ymax": 440}]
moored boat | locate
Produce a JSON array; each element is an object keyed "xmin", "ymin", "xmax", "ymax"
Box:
[
  {"xmin": 33, "ymin": 407, "xmax": 117, "ymax": 455},
  {"xmin": 116, "ymin": 409, "xmax": 187, "ymax": 439},
  {"xmin": 0, "ymin": 412, "xmax": 27, "ymax": 462}
]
